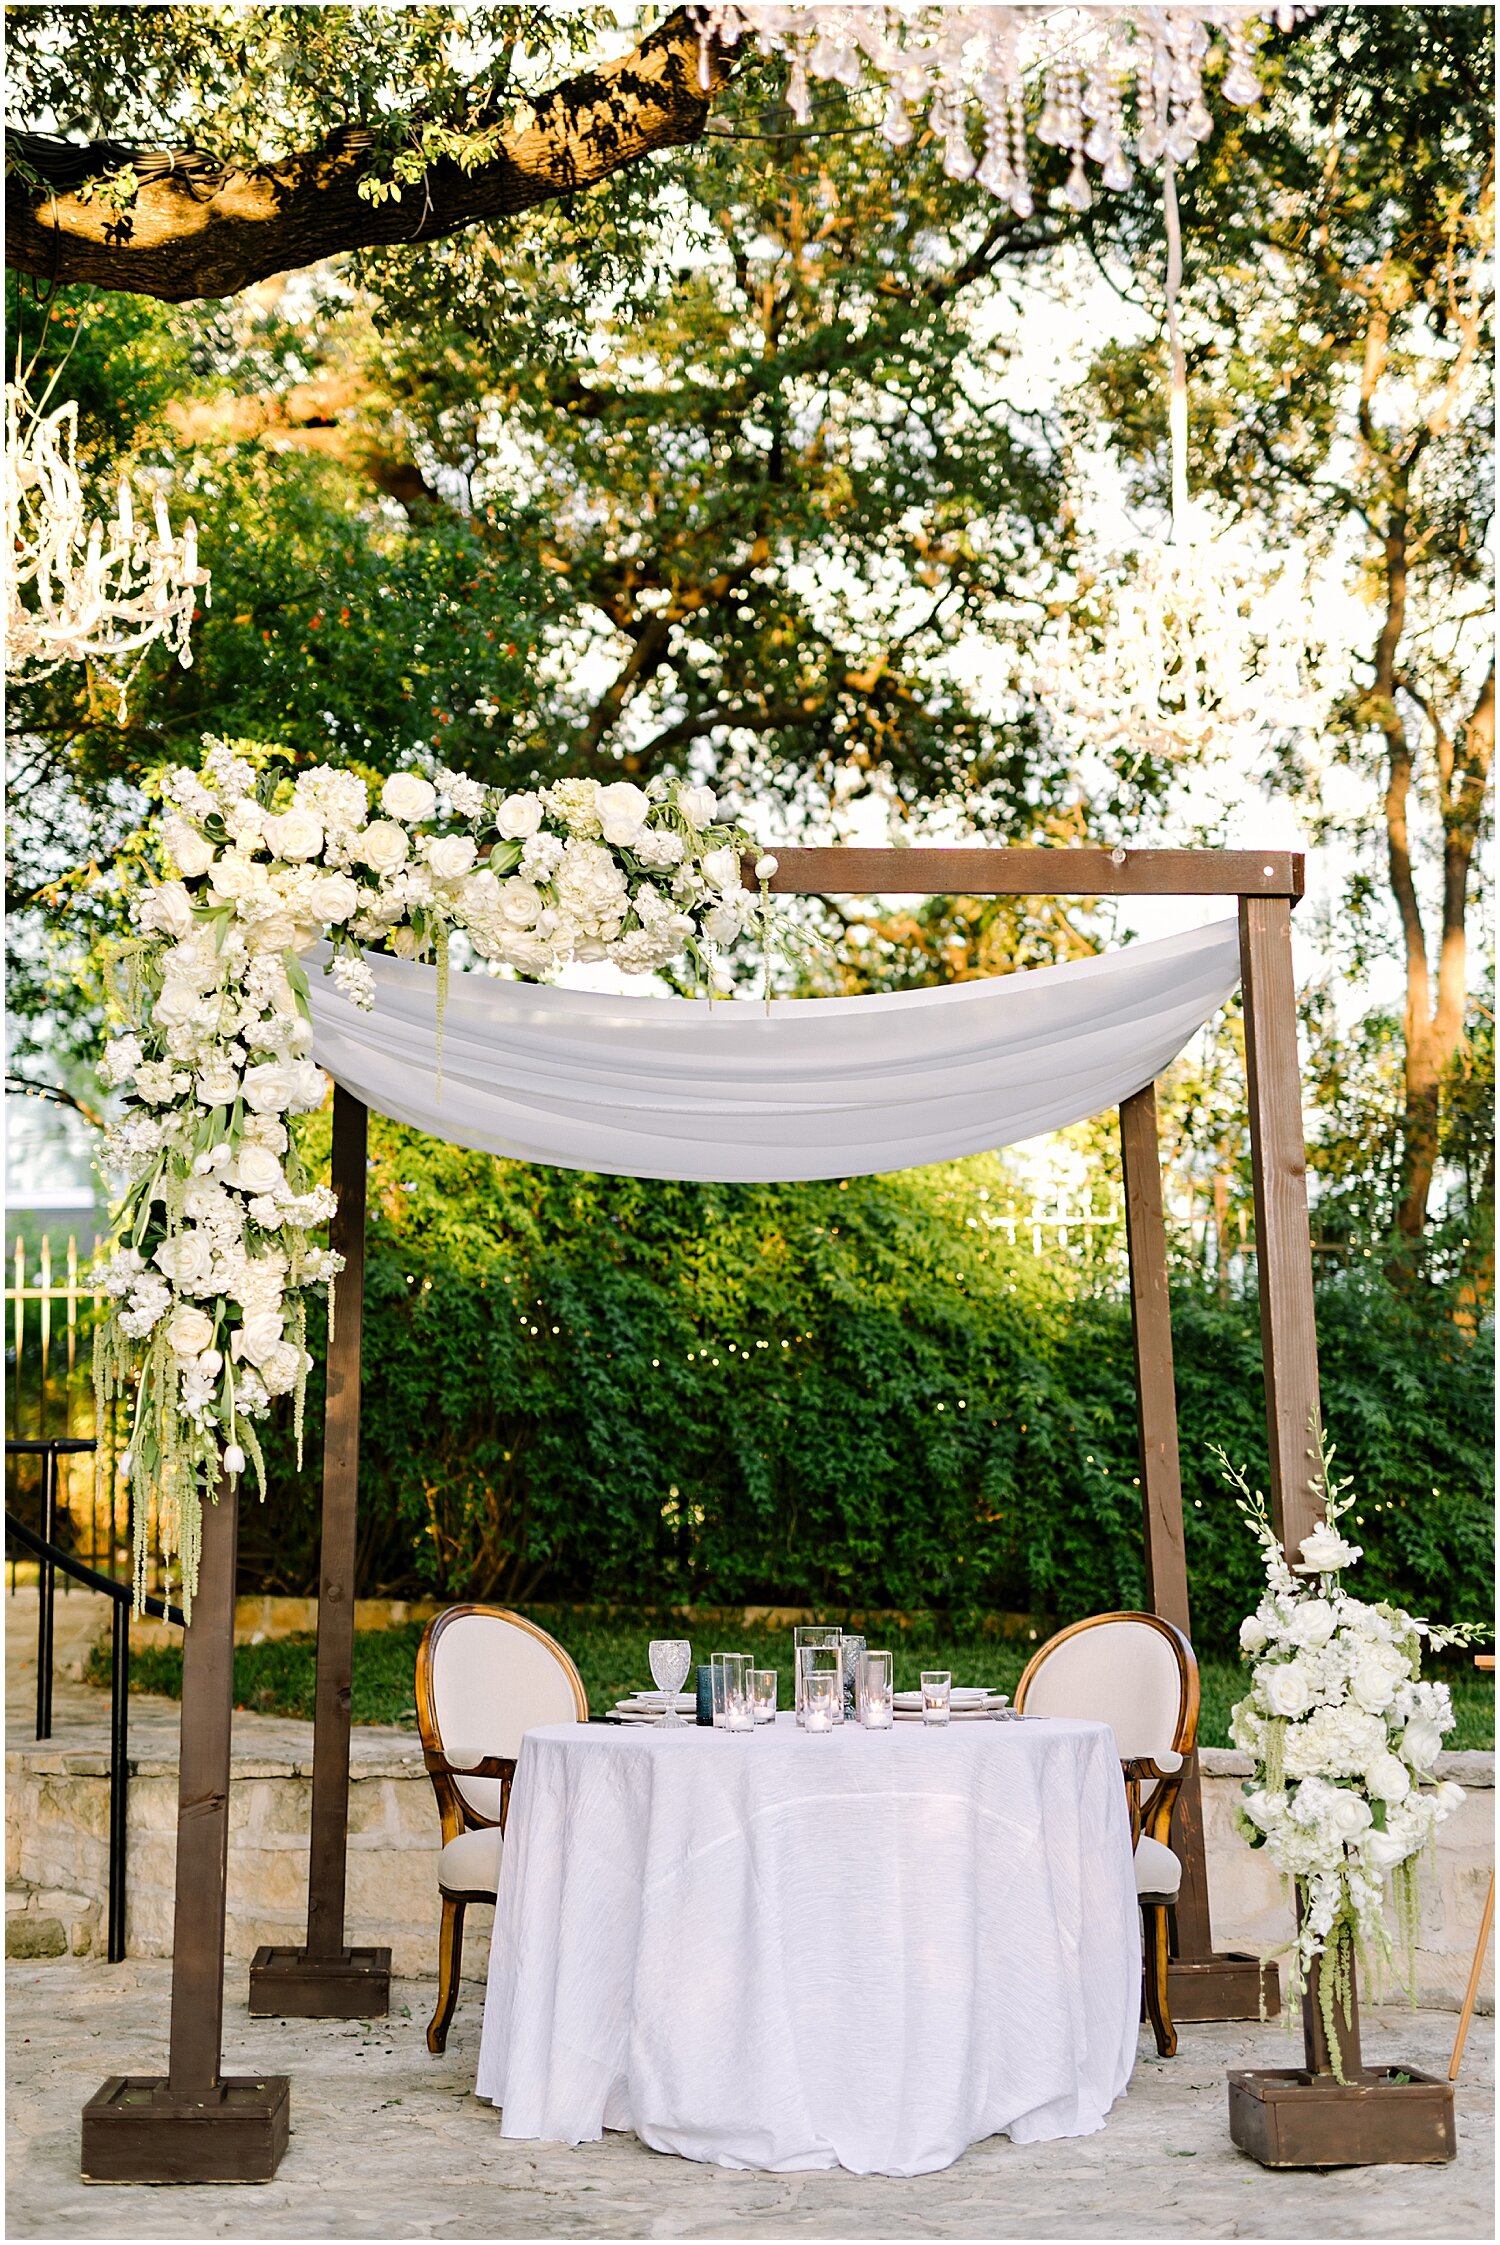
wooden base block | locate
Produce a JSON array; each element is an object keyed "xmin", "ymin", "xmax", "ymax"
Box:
[
  {"xmin": 248, "ymin": 1943, "xmax": 392, "ymax": 2019},
  {"xmin": 1169, "ymin": 1952, "xmax": 1280, "ymax": 2022},
  {"xmin": 81, "ymin": 2075, "xmax": 290, "ymax": 2184},
  {"xmin": 1228, "ymin": 2067, "xmax": 1456, "ymax": 2168}
]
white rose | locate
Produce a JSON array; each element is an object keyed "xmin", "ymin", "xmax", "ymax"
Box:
[
  {"xmin": 356, "ymin": 821, "xmax": 410, "ymax": 873},
  {"xmin": 208, "ymin": 853, "xmax": 269, "ymax": 901},
  {"xmin": 1261, "ymin": 1659, "xmax": 1315, "ymax": 1720},
  {"xmin": 425, "ymin": 834, "xmax": 478, "ymax": 881},
  {"xmin": 700, "ymin": 845, "xmax": 742, "ymax": 893},
  {"xmin": 195, "ymin": 1062, "xmax": 241, "ymax": 1106},
  {"xmin": 140, "ymin": 880, "xmax": 196, "ymax": 938},
  {"xmin": 165, "ymin": 1305, "xmax": 215, "ymax": 1357},
  {"xmin": 229, "ymin": 1145, "xmax": 284, "ymax": 1196},
  {"xmin": 381, "ymin": 773, "xmax": 437, "ymax": 823},
  {"xmin": 231, "ymin": 1310, "xmax": 284, "ymax": 1367},
  {"xmin": 241, "ymin": 1061, "xmax": 295, "ymax": 1114},
  {"xmin": 261, "ymin": 808, "xmax": 325, "ymax": 862},
  {"xmin": 1239, "ymin": 1615, "xmax": 1270, "ymax": 1654},
  {"xmin": 1348, "ymin": 1641, "xmax": 1410, "ymax": 1715},
  {"xmin": 279, "ymin": 1059, "xmax": 326, "ymax": 1113},
  {"xmin": 1325, "ymin": 1789, "xmax": 1374, "ymax": 1842},
  {"xmin": 1363, "ymin": 1752, "xmax": 1411, "ymax": 1803},
  {"xmin": 1401, "ymin": 1713, "xmax": 1444, "ymax": 1770},
  {"xmin": 153, "ymin": 1232, "xmax": 215, "ymax": 1289},
  {"xmin": 1288, "ymin": 1598, "xmax": 1336, "ymax": 1650},
  {"xmin": 1361, "ymin": 1826, "xmax": 1413, "ymax": 1872},
  {"xmin": 1294, "ymin": 1522, "xmax": 1363, "ymax": 1574},
  {"xmin": 161, "ymin": 816, "xmax": 216, "ymax": 878},
  {"xmin": 595, "ymin": 781, "xmax": 651, "ymax": 847},
  {"xmin": 495, "ymin": 793, "xmax": 544, "ymax": 840},
  {"xmin": 308, "ymin": 873, "xmax": 361, "ymax": 924},
  {"xmin": 679, "ymin": 785, "xmax": 717, "ymax": 828}
]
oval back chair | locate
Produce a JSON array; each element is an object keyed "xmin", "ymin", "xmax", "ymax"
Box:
[
  {"xmin": 1014, "ymin": 1610, "xmax": 1199, "ymax": 2057},
  {"xmin": 414, "ymin": 1604, "xmax": 587, "ymax": 2054}
]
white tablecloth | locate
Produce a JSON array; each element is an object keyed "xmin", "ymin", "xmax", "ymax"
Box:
[{"xmin": 475, "ymin": 1713, "xmax": 1139, "ymax": 2175}]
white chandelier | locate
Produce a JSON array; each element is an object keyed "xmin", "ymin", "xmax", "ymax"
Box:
[
  {"xmin": 693, "ymin": 5, "xmax": 1303, "ymax": 215},
  {"xmin": 5, "ymin": 380, "xmax": 211, "ymax": 718}
]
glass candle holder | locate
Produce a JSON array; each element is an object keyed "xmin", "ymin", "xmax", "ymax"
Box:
[
  {"xmin": 921, "ymin": 1670, "xmax": 952, "ymax": 1726},
  {"xmin": 750, "ymin": 1668, "xmax": 778, "ymax": 1724},
  {"xmin": 793, "ymin": 1626, "xmax": 842, "ymax": 1725},
  {"xmin": 797, "ymin": 1643, "xmax": 841, "ymax": 1731},
  {"xmin": 858, "ymin": 1649, "xmax": 894, "ymax": 1729},
  {"xmin": 710, "ymin": 1653, "xmax": 731, "ymax": 1728},
  {"xmin": 722, "ymin": 1652, "xmax": 754, "ymax": 1733},
  {"xmin": 803, "ymin": 1670, "xmax": 838, "ymax": 1733},
  {"xmin": 839, "ymin": 1634, "xmax": 866, "ymax": 1722}
]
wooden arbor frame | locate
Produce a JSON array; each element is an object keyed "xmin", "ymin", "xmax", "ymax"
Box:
[{"xmin": 89, "ymin": 844, "xmax": 1328, "ymax": 2182}]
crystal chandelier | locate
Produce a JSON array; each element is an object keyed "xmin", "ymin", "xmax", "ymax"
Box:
[
  {"xmin": 692, "ymin": 5, "xmax": 1304, "ymax": 215},
  {"xmin": 5, "ymin": 380, "xmax": 211, "ymax": 718}
]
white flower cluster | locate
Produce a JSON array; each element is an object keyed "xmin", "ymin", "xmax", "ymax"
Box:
[
  {"xmin": 1222, "ymin": 1444, "xmax": 1473, "ymax": 2039},
  {"xmin": 96, "ymin": 743, "xmax": 753, "ymax": 1606}
]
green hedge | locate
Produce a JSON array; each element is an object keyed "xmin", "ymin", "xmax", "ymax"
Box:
[{"xmin": 243, "ymin": 1121, "xmax": 1493, "ymax": 1652}]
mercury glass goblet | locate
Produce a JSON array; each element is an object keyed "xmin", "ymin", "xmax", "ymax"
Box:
[{"xmin": 648, "ymin": 1637, "xmax": 692, "ymax": 1725}]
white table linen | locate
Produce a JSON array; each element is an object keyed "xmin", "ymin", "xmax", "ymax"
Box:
[
  {"xmin": 476, "ymin": 1713, "xmax": 1139, "ymax": 2175},
  {"xmin": 306, "ymin": 919, "xmax": 1240, "ymax": 1182}
]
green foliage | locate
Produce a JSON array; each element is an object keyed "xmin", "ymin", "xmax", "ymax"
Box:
[
  {"xmin": 235, "ymin": 1119, "xmax": 1493, "ymax": 1652},
  {"xmin": 91, "ymin": 1624, "xmax": 1495, "ymax": 1751}
]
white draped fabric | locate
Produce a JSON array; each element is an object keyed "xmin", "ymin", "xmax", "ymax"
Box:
[
  {"xmin": 306, "ymin": 918, "xmax": 1239, "ymax": 1182},
  {"xmin": 476, "ymin": 1714, "xmax": 1140, "ymax": 2174}
]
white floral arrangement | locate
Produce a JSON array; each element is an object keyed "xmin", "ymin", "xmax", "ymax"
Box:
[
  {"xmin": 1220, "ymin": 1436, "xmax": 1481, "ymax": 2077},
  {"xmin": 95, "ymin": 739, "xmax": 763, "ymax": 1607}
]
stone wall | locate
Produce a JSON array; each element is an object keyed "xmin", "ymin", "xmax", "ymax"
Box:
[{"xmin": 6, "ymin": 1732, "xmax": 1493, "ymax": 2011}]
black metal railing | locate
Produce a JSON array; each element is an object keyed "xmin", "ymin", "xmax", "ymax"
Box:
[{"xmin": 5, "ymin": 1438, "xmax": 184, "ymax": 1963}]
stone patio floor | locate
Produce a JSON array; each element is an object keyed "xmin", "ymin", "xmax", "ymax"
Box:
[{"xmin": 5, "ymin": 1958, "xmax": 1493, "ymax": 2240}]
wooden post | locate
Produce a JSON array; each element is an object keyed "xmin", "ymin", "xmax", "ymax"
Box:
[
  {"xmin": 1239, "ymin": 896, "xmax": 1323, "ymax": 1555},
  {"xmin": 82, "ymin": 1477, "xmax": 290, "ymax": 2181},
  {"xmin": 1120, "ymin": 1085, "xmax": 1277, "ymax": 2024},
  {"xmin": 249, "ymin": 1087, "xmax": 389, "ymax": 2017}
]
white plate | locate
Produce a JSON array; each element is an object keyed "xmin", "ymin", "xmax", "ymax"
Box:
[
  {"xmin": 608, "ymin": 1705, "xmax": 695, "ymax": 1723},
  {"xmin": 893, "ymin": 1688, "xmax": 1001, "ymax": 1707},
  {"xmin": 620, "ymin": 1691, "xmax": 695, "ymax": 1707},
  {"xmin": 892, "ymin": 1705, "xmax": 1002, "ymax": 1722}
]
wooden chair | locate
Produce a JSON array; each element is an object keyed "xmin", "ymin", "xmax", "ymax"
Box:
[
  {"xmin": 1015, "ymin": 1609, "xmax": 1199, "ymax": 2058},
  {"xmin": 414, "ymin": 1604, "xmax": 587, "ymax": 2055}
]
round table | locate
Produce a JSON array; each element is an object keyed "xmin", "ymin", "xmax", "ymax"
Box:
[{"xmin": 475, "ymin": 1711, "xmax": 1139, "ymax": 2176}]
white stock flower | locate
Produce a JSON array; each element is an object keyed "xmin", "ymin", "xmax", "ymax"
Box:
[
  {"xmin": 595, "ymin": 781, "xmax": 651, "ymax": 847},
  {"xmin": 356, "ymin": 820, "xmax": 410, "ymax": 873},
  {"xmin": 425, "ymin": 833, "xmax": 478, "ymax": 881},
  {"xmin": 519, "ymin": 831, "xmax": 564, "ymax": 881},
  {"xmin": 165, "ymin": 1305, "xmax": 215, "ymax": 1357},
  {"xmin": 633, "ymin": 828, "xmax": 685, "ymax": 870},
  {"xmin": 553, "ymin": 843, "xmax": 627, "ymax": 935},
  {"xmin": 161, "ymin": 816, "xmax": 216, "ymax": 877},
  {"xmin": 101, "ymin": 1036, "xmax": 144, "ymax": 1087},
  {"xmin": 258, "ymin": 1340, "xmax": 307, "ymax": 1396},
  {"xmin": 293, "ymin": 766, "xmax": 369, "ymax": 829},
  {"xmin": 495, "ymin": 792, "xmax": 544, "ymax": 840},
  {"xmin": 381, "ymin": 773, "xmax": 437, "ymax": 823},
  {"xmin": 133, "ymin": 1060, "xmax": 188, "ymax": 1104},
  {"xmin": 328, "ymin": 954, "xmax": 376, "ymax": 1008},
  {"xmin": 679, "ymin": 785, "xmax": 717, "ymax": 828},
  {"xmin": 1295, "ymin": 1522, "xmax": 1363, "ymax": 1574},
  {"xmin": 436, "ymin": 768, "xmax": 488, "ymax": 819},
  {"xmin": 224, "ymin": 798, "xmax": 266, "ymax": 844},
  {"xmin": 543, "ymin": 779, "xmax": 603, "ymax": 837}
]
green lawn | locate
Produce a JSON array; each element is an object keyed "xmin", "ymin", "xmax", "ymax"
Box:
[{"xmin": 92, "ymin": 1612, "xmax": 1495, "ymax": 1750}]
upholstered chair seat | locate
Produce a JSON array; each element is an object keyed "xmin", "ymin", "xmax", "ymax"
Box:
[
  {"xmin": 415, "ymin": 1608, "xmax": 587, "ymax": 2053},
  {"xmin": 1015, "ymin": 1611, "xmax": 1199, "ymax": 2056}
]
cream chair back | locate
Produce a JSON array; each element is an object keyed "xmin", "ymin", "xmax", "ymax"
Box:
[
  {"xmin": 1014, "ymin": 1612, "xmax": 1191, "ymax": 1769},
  {"xmin": 428, "ymin": 1608, "xmax": 587, "ymax": 1822}
]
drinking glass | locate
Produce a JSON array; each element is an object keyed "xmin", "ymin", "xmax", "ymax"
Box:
[
  {"xmin": 839, "ymin": 1634, "xmax": 866, "ymax": 1721},
  {"xmin": 722, "ymin": 1652, "xmax": 754, "ymax": 1733},
  {"xmin": 921, "ymin": 1670, "xmax": 952, "ymax": 1726},
  {"xmin": 858, "ymin": 1649, "xmax": 894, "ymax": 1729},
  {"xmin": 751, "ymin": 1668, "xmax": 778, "ymax": 1724},
  {"xmin": 804, "ymin": 1670, "xmax": 839, "ymax": 1733},
  {"xmin": 648, "ymin": 1638, "xmax": 691, "ymax": 1726},
  {"xmin": 794, "ymin": 1626, "xmax": 843, "ymax": 1726}
]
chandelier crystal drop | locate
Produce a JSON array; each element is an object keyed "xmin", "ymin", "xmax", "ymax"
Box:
[
  {"xmin": 692, "ymin": 5, "xmax": 1305, "ymax": 215},
  {"xmin": 5, "ymin": 381, "xmax": 211, "ymax": 717}
]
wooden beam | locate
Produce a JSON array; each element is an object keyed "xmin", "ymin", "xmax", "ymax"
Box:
[
  {"xmin": 1239, "ymin": 896, "xmax": 1324, "ymax": 1555},
  {"xmin": 746, "ymin": 846, "xmax": 1304, "ymax": 899},
  {"xmin": 1119, "ymin": 1084, "xmax": 1212, "ymax": 1963},
  {"xmin": 305, "ymin": 1085, "xmax": 368, "ymax": 1959},
  {"xmin": 167, "ymin": 1474, "xmax": 238, "ymax": 2093}
]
